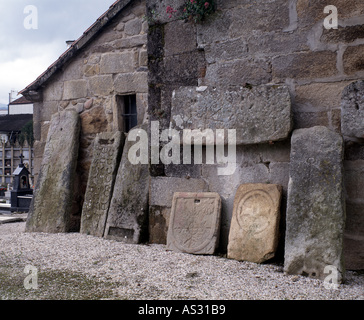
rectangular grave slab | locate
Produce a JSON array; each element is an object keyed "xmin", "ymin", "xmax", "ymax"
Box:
[
  {"xmin": 166, "ymin": 192, "xmax": 221, "ymax": 254},
  {"xmin": 341, "ymin": 80, "xmax": 364, "ymax": 138},
  {"xmin": 25, "ymin": 109, "xmax": 80, "ymax": 233},
  {"xmin": 284, "ymin": 126, "xmax": 346, "ymax": 282},
  {"xmin": 104, "ymin": 124, "xmax": 150, "ymax": 243},
  {"xmin": 149, "ymin": 176, "xmax": 209, "ymax": 244},
  {"xmin": 227, "ymin": 184, "xmax": 282, "ymax": 263},
  {"xmin": 80, "ymin": 131, "xmax": 125, "ymax": 237},
  {"xmin": 170, "ymin": 85, "xmax": 292, "ymax": 145}
]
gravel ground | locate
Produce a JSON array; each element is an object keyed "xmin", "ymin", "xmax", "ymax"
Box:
[{"xmin": 0, "ymin": 221, "xmax": 363, "ymax": 300}]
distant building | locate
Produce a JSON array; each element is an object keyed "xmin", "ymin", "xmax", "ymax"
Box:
[{"xmin": 8, "ymin": 96, "xmax": 33, "ymax": 115}]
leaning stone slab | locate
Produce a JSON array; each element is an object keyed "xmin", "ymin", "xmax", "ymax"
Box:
[
  {"xmin": 26, "ymin": 109, "xmax": 80, "ymax": 233},
  {"xmin": 284, "ymin": 126, "xmax": 346, "ymax": 282},
  {"xmin": 149, "ymin": 177, "xmax": 209, "ymax": 244},
  {"xmin": 170, "ymin": 85, "xmax": 292, "ymax": 145},
  {"xmin": 104, "ymin": 124, "xmax": 150, "ymax": 243},
  {"xmin": 227, "ymin": 184, "xmax": 282, "ymax": 263},
  {"xmin": 80, "ymin": 131, "xmax": 125, "ymax": 237},
  {"xmin": 341, "ymin": 80, "xmax": 364, "ymax": 138},
  {"xmin": 167, "ymin": 192, "xmax": 221, "ymax": 254}
]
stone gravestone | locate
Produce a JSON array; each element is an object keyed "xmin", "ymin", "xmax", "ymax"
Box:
[
  {"xmin": 80, "ymin": 131, "xmax": 125, "ymax": 237},
  {"xmin": 284, "ymin": 126, "xmax": 345, "ymax": 282},
  {"xmin": 104, "ymin": 124, "xmax": 150, "ymax": 243},
  {"xmin": 341, "ymin": 80, "xmax": 364, "ymax": 138},
  {"xmin": 26, "ymin": 109, "xmax": 80, "ymax": 233},
  {"xmin": 149, "ymin": 176, "xmax": 208, "ymax": 244},
  {"xmin": 171, "ymin": 85, "xmax": 292, "ymax": 145},
  {"xmin": 167, "ymin": 192, "xmax": 221, "ymax": 254},
  {"xmin": 227, "ymin": 184, "xmax": 282, "ymax": 263}
]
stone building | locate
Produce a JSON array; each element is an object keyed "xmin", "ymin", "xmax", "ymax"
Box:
[{"xmin": 21, "ymin": 0, "xmax": 364, "ymax": 271}]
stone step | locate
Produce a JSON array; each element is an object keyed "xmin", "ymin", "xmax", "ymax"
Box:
[{"xmin": 0, "ymin": 216, "xmax": 24, "ymax": 224}]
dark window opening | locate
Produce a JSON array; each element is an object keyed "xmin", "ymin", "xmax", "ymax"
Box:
[{"xmin": 121, "ymin": 95, "xmax": 137, "ymax": 133}]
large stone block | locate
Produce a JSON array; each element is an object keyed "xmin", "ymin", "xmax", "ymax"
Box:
[
  {"xmin": 321, "ymin": 25, "xmax": 364, "ymax": 44},
  {"xmin": 341, "ymin": 80, "xmax": 364, "ymax": 138},
  {"xmin": 100, "ymin": 52, "xmax": 136, "ymax": 74},
  {"xmin": 343, "ymin": 45, "xmax": 364, "ymax": 75},
  {"xmin": 297, "ymin": 0, "xmax": 363, "ymax": 28},
  {"xmin": 163, "ymin": 50, "xmax": 205, "ymax": 85},
  {"xmin": 88, "ymin": 75, "xmax": 114, "ymax": 96},
  {"xmin": 227, "ymin": 184, "xmax": 282, "ymax": 263},
  {"xmin": 63, "ymin": 80, "xmax": 87, "ymax": 100},
  {"xmin": 170, "ymin": 85, "xmax": 292, "ymax": 145},
  {"xmin": 204, "ymin": 58, "xmax": 272, "ymax": 87},
  {"xmin": 228, "ymin": 1, "xmax": 290, "ymax": 37},
  {"xmin": 196, "ymin": 10, "xmax": 232, "ymax": 46},
  {"xmin": 272, "ymin": 51, "xmax": 338, "ymax": 81},
  {"xmin": 164, "ymin": 20, "xmax": 196, "ymax": 57},
  {"xmin": 114, "ymin": 72, "xmax": 148, "ymax": 94},
  {"xmin": 104, "ymin": 124, "xmax": 150, "ymax": 243},
  {"xmin": 80, "ymin": 131, "xmax": 125, "ymax": 237},
  {"xmin": 166, "ymin": 192, "xmax": 222, "ymax": 254},
  {"xmin": 284, "ymin": 126, "xmax": 346, "ymax": 282},
  {"xmin": 124, "ymin": 18, "xmax": 142, "ymax": 36},
  {"xmin": 204, "ymin": 38, "xmax": 248, "ymax": 64},
  {"xmin": 26, "ymin": 109, "xmax": 80, "ymax": 233},
  {"xmin": 150, "ymin": 176, "xmax": 208, "ymax": 207}
]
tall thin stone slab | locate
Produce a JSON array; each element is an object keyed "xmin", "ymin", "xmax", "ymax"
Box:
[
  {"xmin": 104, "ymin": 124, "xmax": 150, "ymax": 243},
  {"xmin": 26, "ymin": 109, "xmax": 80, "ymax": 233},
  {"xmin": 284, "ymin": 126, "xmax": 346, "ymax": 282},
  {"xmin": 80, "ymin": 131, "xmax": 125, "ymax": 237},
  {"xmin": 167, "ymin": 192, "xmax": 221, "ymax": 255},
  {"xmin": 227, "ymin": 184, "xmax": 282, "ymax": 263}
]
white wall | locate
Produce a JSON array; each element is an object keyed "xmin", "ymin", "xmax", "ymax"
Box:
[{"xmin": 8, "ymin": 104, "xmax": 33, "ymax": 115}]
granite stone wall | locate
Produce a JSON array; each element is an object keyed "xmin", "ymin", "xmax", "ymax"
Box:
[
  {"xmin": 30, "ymin": 0, "xmax": 364, "ymax": 269},
  {"xmin": 147, "ymin": 0, "xmax": 364, "ymax": 269},
  {"xmin": 32, "ymin": 0, "xmax": 148, "ymax": 229}
]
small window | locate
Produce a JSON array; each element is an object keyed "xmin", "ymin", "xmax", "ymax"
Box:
[{"xmin": 119, "ymin": 94, "xmax": 137, "ymax": 133}]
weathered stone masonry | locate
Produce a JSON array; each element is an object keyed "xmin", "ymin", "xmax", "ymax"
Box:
[
  {"xmin": 21, "ymin": 0, "xmax": 364, "ymax": 271},
  {"xmin": 24, "ymin": 0, "xmax": 148, "ymax": 229},
  {"xmin": 146, "ymin": 0, "xmax": 364, "ymax": 270}
]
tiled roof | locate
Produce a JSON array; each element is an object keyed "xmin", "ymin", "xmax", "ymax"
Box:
[
  {"xmin": 20, "ymin": 0, "xmax": 133, "ymax": 98},
  {"xmin": 0, "ymin": 114, "xmax": 33, "ymax": 133},
  {"xmin": 9, "ymin": 96, "xmax": 32, "ymax": 105}
]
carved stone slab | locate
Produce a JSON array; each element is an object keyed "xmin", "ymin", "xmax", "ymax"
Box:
[
  {"xmin": 149, "ymin": 177, "xmax": 209, "ymax": 244},
  {"xmin": 167, "ymin": 192, "xmax": 221, "ymax": 254},
  {"xmin": 284, "ymin": 126, "xmax": 345, "ymax": 282},
  {"xmin": 104, "ymin": 124, "xmax": 150, "ymax": 243},
  {"xmin": 171, "ymin": 85, "xmax": 292, "ymax": 145},
  {"xmin": 80, "ymin": 131, "xmax": 124, "ymax": 237},
  {"xmin": 26, "ymin": 109, "xmax": 80, "ymax": 233},
  {"xmin": 227, "ymin": 184, "xmax": 282, "ymax": 263}
]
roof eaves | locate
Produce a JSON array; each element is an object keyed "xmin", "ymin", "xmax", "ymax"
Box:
[{"xmin": 20, "ymin": 0, "xmax": 134, "ymax": 98}]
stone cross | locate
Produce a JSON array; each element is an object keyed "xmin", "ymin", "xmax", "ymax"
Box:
[{"xmin": 19, "ymin": 154, "xmax": 24, "ymax": 165}]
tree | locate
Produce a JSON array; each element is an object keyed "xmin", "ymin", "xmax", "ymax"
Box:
[{"xmin": 18, "ymin": 121, "xmax": 34, "ymax": 147}]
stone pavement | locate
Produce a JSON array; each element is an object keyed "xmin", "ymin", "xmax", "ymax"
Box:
[{"xmin": 0, "ymin": 213, "xmax": 27, "ymax": 224}]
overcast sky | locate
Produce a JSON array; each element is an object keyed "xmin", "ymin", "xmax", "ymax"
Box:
[{"xmin": 0, "ymin": 0, "xmax": 114, "ymax": 105}]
